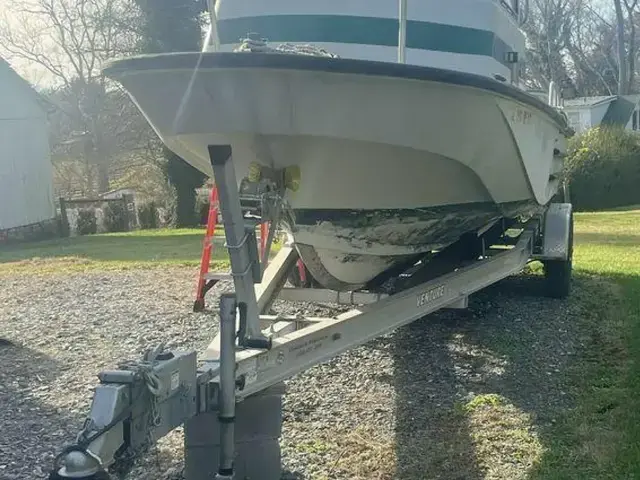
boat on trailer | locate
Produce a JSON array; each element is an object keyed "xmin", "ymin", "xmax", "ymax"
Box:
[
  {"xmin": 48, "ymin": 4, "xmax": 577, "ymax": 479},
  {"xmin": 103, "ymin": 0, "xmax": 572, "ymax": 292}
]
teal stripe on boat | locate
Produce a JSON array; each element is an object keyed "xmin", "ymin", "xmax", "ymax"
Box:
[{"xmin": 217, "ymin": 15, "xmax": 513, "ymax": 66}]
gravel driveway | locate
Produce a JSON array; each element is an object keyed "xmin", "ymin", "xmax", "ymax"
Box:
[{"xmin": 0, "ymin": 268, "xmax": 582, "ymax": 480}]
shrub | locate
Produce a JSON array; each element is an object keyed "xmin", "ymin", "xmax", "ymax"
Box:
[
  {"xmin": 162, "ymin": 186, "xmax": 178, "ymax": 228},
  {"xmin": 565, "ymin": 126, "xmax": 640, "ymax": 211},
  {"xmin": 76, "ymin": 208, "xmax": 97, "ymax": 235},
  {"xmin": 138, "ymin": 201, "xmax": 159, "ymax": 229},
  {"xmin": 103, "ymin": 201, "xmax": 129, "ymax": 232},
  {"xmin": 195, "ymin": 189, "xmax": 211, "ymax": 225}
]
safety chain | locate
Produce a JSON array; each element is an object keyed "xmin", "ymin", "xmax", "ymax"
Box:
[{"xmin": 117, "ymin": 343, "xmax": 165, "ymax": 448}]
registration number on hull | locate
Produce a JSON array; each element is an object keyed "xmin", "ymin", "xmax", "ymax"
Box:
[
  {"xmin": 511, "ymin": 107, "xmax": 533, "ymax": 125},
  {"xmin": 416, "ymin": 285, "xmax": 445, "ymax": 307}
]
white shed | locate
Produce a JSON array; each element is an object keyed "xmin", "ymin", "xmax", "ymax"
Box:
[{"xmin": 0, "ymin": 58, "xmax": 54, "ymax": 232}]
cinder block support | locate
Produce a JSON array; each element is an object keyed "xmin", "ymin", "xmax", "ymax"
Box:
[{"xmin": 184, "ymin": 383, "xmax": 285, "ymax": 480}]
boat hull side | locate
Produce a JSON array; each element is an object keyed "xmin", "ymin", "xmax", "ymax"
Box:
[
  {"xmin": 104, "ymin": 53, "xmax": 569, "ymax": 290},
  {"xmin": 108, "ymin": 59, "xmax": 565, "ymax": 207}
]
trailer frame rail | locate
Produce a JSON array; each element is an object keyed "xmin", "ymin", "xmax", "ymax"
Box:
[{"xmin": 204, "ymin": 227, "xmax": 536, "ymax": 401}]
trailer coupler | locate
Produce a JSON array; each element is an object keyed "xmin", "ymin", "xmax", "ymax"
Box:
[{"xmin": 47, "ymin": 346, "xmax": 198, "ymax": 479}]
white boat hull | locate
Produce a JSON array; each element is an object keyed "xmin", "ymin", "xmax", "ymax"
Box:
[{"xmin": 104, "ymin": 53, "xmax": 569, "ymax": 290}]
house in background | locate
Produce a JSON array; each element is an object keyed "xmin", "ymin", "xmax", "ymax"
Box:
[
  {"xmin": 561, "ymin": 95, "xmax": 640, "ymax": 134},
  {"xmin": 0, "ymin": 57, "xmax": 57, "ymax": 242}
]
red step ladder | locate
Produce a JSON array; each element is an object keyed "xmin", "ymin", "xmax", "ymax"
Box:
[
  {"xmin": 193, "ymin": 186, "xmax": 221, "ymax": 312},
  {"xmin": 193, "ymin": 186, "xmax": 306, "ymax": 311}
]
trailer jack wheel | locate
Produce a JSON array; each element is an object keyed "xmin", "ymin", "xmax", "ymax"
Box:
[
  {"xmin": 48, "ymin": 470, "xmax": 112, "ymax": 480},
  {"xmin": 543, "ymin": 213, "xmax": 573, "ymax": 299}
]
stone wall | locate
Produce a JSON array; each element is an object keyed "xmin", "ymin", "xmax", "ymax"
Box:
[{"xmin": 0, "ymin": 217, "xmax": 60, "ymax": 245}]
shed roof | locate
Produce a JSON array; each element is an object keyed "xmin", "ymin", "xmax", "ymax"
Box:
[
  {"xmin": 601, "ymin": 97, "xmax": 636, "ymax": 126},
  {"xmin": 0, "ymin": 57, "xmax": 49, "ymax": 113},
  {"xmin": 563, "ymin": 95, "xmax": 617, "ymax": 108}
]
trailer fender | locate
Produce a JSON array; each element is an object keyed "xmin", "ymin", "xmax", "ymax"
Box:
[{"xmin": 537, "ymin": 202, "xmax": 573, "ymax": 261}]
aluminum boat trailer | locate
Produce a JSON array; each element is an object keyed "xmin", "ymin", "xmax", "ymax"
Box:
[{"xmin": 47, "ymin": 145, "xmax": 573, "ymax": 480}]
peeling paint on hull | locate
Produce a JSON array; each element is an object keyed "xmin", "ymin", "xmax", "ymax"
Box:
[{"xmin": 287, "ymin": 200, "xmax": 540, "ymax": 291}]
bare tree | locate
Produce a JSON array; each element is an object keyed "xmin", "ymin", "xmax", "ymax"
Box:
[
  {"xmin": 521, "ymin": 0, "xmax": 640, "ymax": 96},
  {"xmin": 522, "ymin": 0, "xmax": 577, "ymax": 91},
  {"xmin": 614, "ymin": 0, "xmax": 630, "ymax": 93},
  {"xmin": 46, "ymin": 81, "xmax": 163, "ymax": 196},
  {"xmin": 623, "ymin": 0, "xmax": 638, "ymax": 91},
  {"xmin": 563, "ymin": 0, "xmax": 617, "ymax": 95},
  {"xmin": 0, "ymin": 0, "xmax": 142, "ymax": 193}
]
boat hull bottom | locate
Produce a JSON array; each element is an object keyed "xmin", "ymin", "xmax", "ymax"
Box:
[{"xmin": 286, "ymin": 201, "xmax": 542, "ymax": 291}]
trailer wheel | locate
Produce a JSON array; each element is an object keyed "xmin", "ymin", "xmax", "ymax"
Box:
[{"xmin": 543, "ymin": 213, "xmax": 573, "ymax": 299}]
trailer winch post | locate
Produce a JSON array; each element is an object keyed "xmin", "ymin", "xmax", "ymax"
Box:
[{"xmin": 207, "ymin": 145, "xmax": 270, "ymax": 349}]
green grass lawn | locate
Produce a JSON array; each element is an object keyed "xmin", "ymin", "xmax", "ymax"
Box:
[
  {"xmin": 0, "ymin": 226, "xmax": 284, "ymax": 274},
  {"xmin": 2, "ymin": 209, "xmax": 640, "ymax": 478},
  {"xmin": 0, "ymin": 228, "xmax": 217, "ymax": 274},
  {"xmin": 529, "ymin": 209, "xmax": 640, "ymax": 479}
]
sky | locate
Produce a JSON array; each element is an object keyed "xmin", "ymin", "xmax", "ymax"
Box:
[{"xmin": 0, "ymin": 0, "xmax": 57, "ymax": 87}]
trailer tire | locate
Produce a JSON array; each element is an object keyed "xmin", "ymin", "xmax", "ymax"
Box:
[{"xmin": 543, "ymin": 213, "xmax": 573, "ymax": 299}]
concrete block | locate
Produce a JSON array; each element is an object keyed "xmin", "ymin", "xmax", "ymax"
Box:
[
  {"xmin": 185, "ymin": 438, "xmax": 281, "ymax": 480},
  {"xmin": 184, "ymin": 383, "xmax": 284, "ymax": 480}
]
